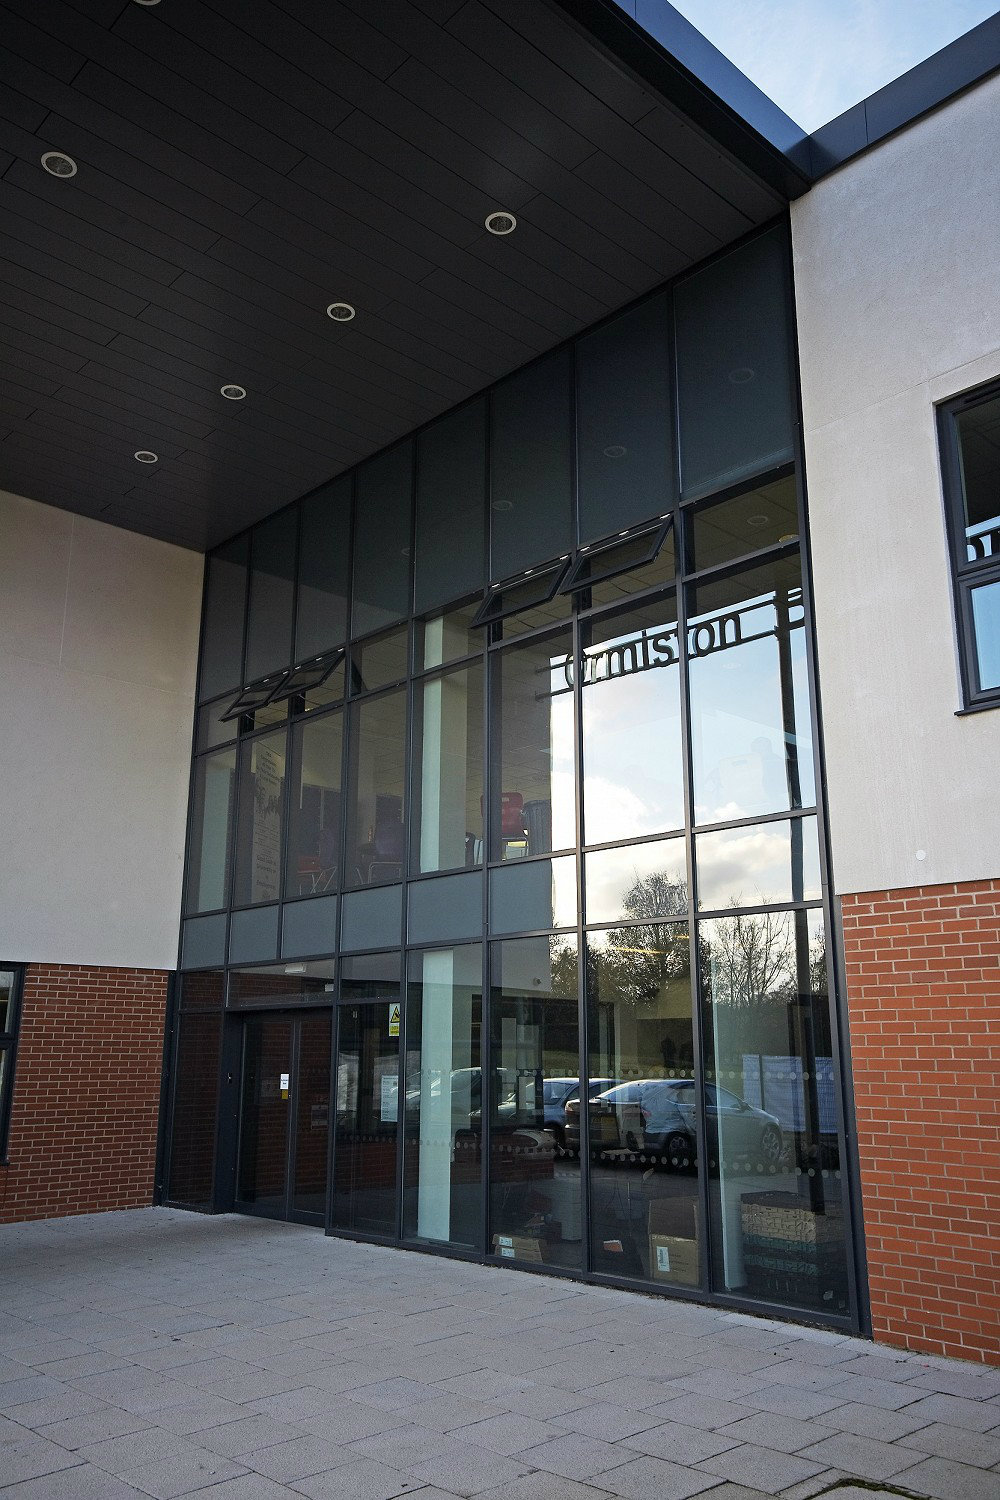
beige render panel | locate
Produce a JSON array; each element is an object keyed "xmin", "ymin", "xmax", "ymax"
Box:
[
  {"xmin": 791, "ymin": 74, "xmax": 1000, "ymax": 896},
  {"xmin": 0, "ymin": 489, "xmax": 203, "ymax": 968}
]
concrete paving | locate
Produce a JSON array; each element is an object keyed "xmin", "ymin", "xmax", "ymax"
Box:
[{"xmin": 1, "ymin": 1209, "xmax": 998, "ymax": 1500}]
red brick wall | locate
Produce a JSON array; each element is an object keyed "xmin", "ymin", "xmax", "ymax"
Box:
[
  {"xmin": 0, "ymin": 964, "xmax": 168, "ymax": 1223},
  {"xmin": 842, "ymin": 880, "xmax": 1000, "ymax": 1366}
]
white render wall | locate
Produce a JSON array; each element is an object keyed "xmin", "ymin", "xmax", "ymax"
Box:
[
  {"xmin": 0, "ymin": 490, "xmax": 203, "ymax": 968},
  {"xmin": 791, "ymin": 75, "xmax": 1000, "ymax": 897}
]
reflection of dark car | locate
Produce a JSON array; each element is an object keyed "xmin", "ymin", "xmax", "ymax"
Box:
[{"xmin": 542, "ymin": 1077, "xmax": 615, "ymax": 1145}]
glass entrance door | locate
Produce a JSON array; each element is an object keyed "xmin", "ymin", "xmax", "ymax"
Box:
[
  {"xmin": 331, "ymin": 1002, "xmax": 400, "ymax": 1236},
  {"xmin": 236, "ymin": 1010, "xmax": 331, "ymax": 1224}
]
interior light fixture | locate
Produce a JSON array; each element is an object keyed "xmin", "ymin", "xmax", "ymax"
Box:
[
  {"xmin": 41, "ymin": 151, "xmax": 77, "ymax": 178},
  {"xmin": 728, "ymin": 366, "xmax": 755, "ymax": 384},
  {"xmin": 491, "ymin": 499, "xmax": 513, "ymax": 512},
  {"xmin": 283, "ymin": 964, "xmax": 306, "ymax": 974},
  {"xmin": 326, "ymin": 301, "xmax": 355, "ymax": 321},
  {"xmin": 603, "ymin": 445, "xmax": 627, "ymax": 458},
  {"xmin": 220, "ymin": 384, "xmax": 246, "ymax": 400},
  {"xmin": 485, "ymin": 210, "xmax": 516, "ymax": 235},
  {"xmin": 746, "ymin": 514, "xmax": 770, "ymax": 528},
  {"xmin": 133, "ymin": 0, "xmax": 161, "ymax": 6},
  {"xmin": 134, "ymin": 450, "xmax": 158, "ymax": 463}
]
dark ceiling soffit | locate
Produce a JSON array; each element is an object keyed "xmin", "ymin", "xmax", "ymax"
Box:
[
  {"xmin": 809, "ymin": 11, "xmax": 1000, "ymax": 175},
  {"xmin": 551, "ymin": 0, "xmax": 812, "ymax": 197}
]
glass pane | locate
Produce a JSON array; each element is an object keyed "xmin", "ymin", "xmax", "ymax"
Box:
[
  {"xmin": 403, "ymin": 945, "xmax": 483, "ymax": 1248},
  {"xmin": 332, "ymin": 1000, "xmax": 399, "ymax": 1236},
  {"xmin": 180, "ymin": 914, "xmax": 226, "ymax": 970},
  {"xmin": 700, "ymin": 910, "xmax": 849, "ymax": 1315},
  {"xmin": 586, "ymin": 923, "xmax": 701, "ymax": 1285},
  {"xmin": 577, "ymin": 292, "xmax": 674, "ymax": 543},
  {"xmin": 415, "ymin": 399, "xmax": 486, "ymax": 614},
  {"xmin": 297, "ymin": 476, "xmax": 351, "ymax": 658},
  {"xmin": 288, "ymin": 711, "xmax": 342, "ymax": 898},
  {"xmin": 494, "ymin": 629, "xmax": 575, "ymax": 860},
  {"xmin": 199, "ymin": 536, "xmax": 247, "ymax": 701},
  {"xmin": 581, "ymin": 596, "xmax": 683, "ymax": 845},
  {"xmin": 302, "ymin": 657, "xmax": 346, "ymax": 712},
  {"xmin": 233, "ymin": 729, "xmax": 288, "ymax": 907},
  {"xmin": 491, "ymin": 349, "xmax": 572, "ymax": 579},
  {"xmin": 346, "ymin": 689, "xmax": 406, "ymax": 887},
  {"xmin": 416, "ymin": 603, "xmax": 481, "ymax": 671},
  {"xmin": 0, "ymin": 969, "xmax": 18, "ymax": 1037},
  {"xmin": 490, "ymin": 935, "xmax": 582, "ymax": 1270},
  {"xmin": 229, "ymin": 904, "xmax": 279, "ymax": 965},
  {"xmin": 956, "ymin": 394, "xmax": 1000, "ymax": 563},
  {"xmin": 585, "ymin": 838, "xmax": 687, "ymax": 925},
  {"xmin": 689, "ymin": 476, "xmax": 799, "ymax": 572},
  {"xmin": 688, "ymin": 554, "xmax": 815, "ymax": 823},
  {"xmin": 697, "ymin": 817, "xmax": 821, "ymax": 910},
  {"xmin": 354, "ymin": 442, "xmax": 412, "ymax": 636},
  {"xmin": 341, "ymin": 884, "xmax": 402, "ymax": 951},
  {"xmin": 971, "ymin": 579, "xmax": 1000, "ymax": 690},
  {"xmin": 587, "ymin": 528, "xmax": 676, "ymax": 608},
  {"xmin": 495, "ymin": 589, "xmax": 572, "ymax": 639},
  {"xmin": 675, "ymin": 227, "xmax": 794, "ymax": 499},
  {"xmin": 168, "ymin": 1009, "xmax": 222, "ymax": 1206},
  {"xmin": 237, "ymin": 1016, "xmax": 292, "ymax": 1212},
  {"xmin": 408, "ymin": 871, "xmax": 482, "ymax": 945},
  {"xmin": 489, "ymin": 856, "xmax": 577, "ymax": 935},
  {"xmin": 293, "ymin": 1010, "xmax": 332, "ymax": 1217},
  {"xmin": 184, "ymin": 747, "xmax": 237, "ymax": 914},
  {"xmin": 245, "ymin": 507, "xmax": 297, "ymax": 683},
  {"xmin": 195, "ymin": 696, "xmax": 237, "ymax": 754},
  {"xmin": 412, "ymin": 662, "xmax": 483, "ymax": 874},
  {"xmin": 230, "ymin": 961, "xmax": 336, "ymax": 1007},
  {"xmin": 281, "ymin": 895, "xmax": 338, "ymax": 959},
  {"xmin": 352, "ymin": 626, "xmax": 408, "ymax": 694}
]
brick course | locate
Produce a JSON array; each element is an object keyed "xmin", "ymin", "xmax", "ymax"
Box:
[
  {"xmin": 0, "ymin": 963, "xmax": 168, "ymax": 1223},
  {"xmin": 842, "ymin": 878, "xmax": 1000, "ymax": 1366}
]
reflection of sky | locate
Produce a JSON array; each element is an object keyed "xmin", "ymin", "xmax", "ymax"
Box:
[
  {"xmin": 697, "ymin": 818, "xmax": 821, "ymax": 909},
  {"xmin": 585, "ymin": 837, "xmax": 687, "ymax": 923}
]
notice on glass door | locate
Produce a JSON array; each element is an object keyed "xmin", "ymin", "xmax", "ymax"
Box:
[
  {"xmin": 388, "ymin": 1003, "xmax": 400, "ymax": 1037},
  {"xmin": 380, "ymin": 1073, "xmax": 398, "ymax": 1123}
]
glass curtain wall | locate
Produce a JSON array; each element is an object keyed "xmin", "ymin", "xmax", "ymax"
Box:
[{"xmin": 175, "ymin": 224, "xmax": 855, "ymax": 1327}]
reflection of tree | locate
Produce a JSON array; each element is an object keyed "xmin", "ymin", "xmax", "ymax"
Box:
[
  {"xmin": 699, "ymin": 908, "xmax": 826, "ymax": 1009},
  {"xmin": 590, "ymin": 872, "xmax": 690, "ymax": 1011}
]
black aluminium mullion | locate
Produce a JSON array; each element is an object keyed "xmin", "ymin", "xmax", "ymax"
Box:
[
  {"xmin": 480, "ymin": 393, "xmax": 493, "ymax": 1261},
  {"xmin": 286, "ymin": 1018, "xmax": 300, "ymax": 1219},
  {"xmin": 784, "ymin": 216, "xmax": 865, "ymax": 1332},
  {"xmin": 670, "ymin": 284, "xmax": 712, "ymax": 1298},
  {"xmin": 396, "ymin": 442, "xmax": 417, "ymax": 1247}
]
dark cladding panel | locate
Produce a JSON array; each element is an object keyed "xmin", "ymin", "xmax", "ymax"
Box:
[
  {"xmin": 245, "ymin": 506, "xmax": 297, "ymax": 682},
  {"xmin": 414, "ymin": 399, "xmax": 486, "ymax": 615},
  {"xmin": 490, "ymin": 348, "xmax": 573, "ymax": 579},
  {"xmin": 675, "ymin": 227, "xmax": 794, "ymax": 499},
  {"xmin": 296, "ymin": 476, "xmax": 351, "ymax": 660},
  {"xmin": 199, "ymin": 536, "xmax": 247, "ymax": 701},
  {"xmin": 577, "ymin": 292, "xmax": 674, "ymax": 543},
  {"xmin": 353, "ymin": 442, "xmax": 413, "ymax": 636}
]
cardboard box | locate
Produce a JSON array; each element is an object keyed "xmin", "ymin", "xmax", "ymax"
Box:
[
  {"xmin": 492, "ymin": 1233, "xmax": 544, "ymax": 1263},
  {"xmin": 649, "ymin": 1233, "xmax": 699, "ymax": 1285}
]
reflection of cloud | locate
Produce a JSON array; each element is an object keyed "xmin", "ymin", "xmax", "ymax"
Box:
[{"xmin": 697, "ymin": 823, "xmax": 819, "ymax": 909}]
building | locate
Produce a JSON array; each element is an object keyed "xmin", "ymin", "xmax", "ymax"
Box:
[{"xmin": 0, "ymin": 1, "xmax": 997, "ymax": 1367}]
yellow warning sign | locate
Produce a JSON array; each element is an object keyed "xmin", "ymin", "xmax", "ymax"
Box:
[{"xmin": 388, "ymin": 1002, "xmax": 400, "ymax": 1037}]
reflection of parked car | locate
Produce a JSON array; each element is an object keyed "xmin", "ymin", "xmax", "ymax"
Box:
[
  {"xmin": 565, "ymin": 1079, "xmax": 783, "ymax": 1169},
  {"xmin": 542, "ymin": 1077, "xmax": 615, "ymax": 1145}
]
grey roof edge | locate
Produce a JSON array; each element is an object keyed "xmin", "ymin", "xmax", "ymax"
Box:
[
  {"xmin": 551, "ymin": 0, "xmax": 813, "ymax": 198},
  {"xmin": 809, "ymin": 10, "xmax": 1000, "ymax": 176}
]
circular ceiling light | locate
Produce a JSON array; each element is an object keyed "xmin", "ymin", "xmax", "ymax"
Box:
[
  {"xmin": 485, "ymin": 210, "xmax": 516, "ymax": 235},
  {"xmin": 220, "ymin": 383, "xmax": 246, "ymax": 400},
  {"xmin": 133, "ymin": 0, "xmax": 161, "ymax": 6},
  {"xmin": 41, "ymin": 151, "xmax": 77, "ymax": 178},
  {"xmin": 134, "ymin": 450, "xmax": 158, "ymax": 463},
  {"xmin": 603, "ymin": 444, "xmax": 627, "ymax": 458},
  {"xmin": 745, "ymin": 513, "xmax": 770, "ymax": 528},
  {"xmin": 728, "ymin": 366, "xmax": 755, "ymax": 385},
  {"xmin": 326, "ymin": 301, "xmax": 355, "ymax": 322},
  {"xmin": 491, "ymin": 499, "xmax": 513, "ymax": 513}
]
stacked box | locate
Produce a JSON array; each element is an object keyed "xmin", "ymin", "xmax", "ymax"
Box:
[
  {"xmin": 648, "ymin": 1195, "xmax": 700, "ymax": 1286},
  {"xmin": 740, "ymin": 1191, "xmax": 842, "ymax": 1305},
  {"xmin": 492, "ymin": 1233, "xmax": 544, "ymax": 1263}
]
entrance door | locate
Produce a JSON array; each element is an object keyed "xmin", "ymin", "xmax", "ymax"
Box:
[
  {"xmin": 331, "ymin": 1002, "xmax": 400, "ymax": 1237},
  {"xmin": 235, "ymin": 1010, "xmax": 332, "ymax": 1223}
]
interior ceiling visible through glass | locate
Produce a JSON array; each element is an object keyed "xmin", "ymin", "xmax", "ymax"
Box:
[{"xmin": 668, "ymin": 0, "xmax": 1000, "ymax": 131}]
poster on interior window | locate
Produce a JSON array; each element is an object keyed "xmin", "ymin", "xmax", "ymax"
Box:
[{"xmin": 252, "ymin": 744, "xmax": 283, "ymax": 902}]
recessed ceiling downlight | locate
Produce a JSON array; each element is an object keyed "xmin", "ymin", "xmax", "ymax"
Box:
[
  {"xmin": 41, "ymin": 151, "xmax": 77, "ymax": 178},
  {"xmin": 746, "ymin": 513, "xmax": 770, "ymax": 528},
  {"xmin": 134, "ymin": 450, "xmax": 158, "ymax": 463},
  {"xmin": 220, "ymin": 384, "xmax": 246, "ymax": 400},
  {"xmin": 728, "ymin": 366, "xmax": 755, "ymax": 385},
  {"xmin": 326, "ymin": 301, "xmax": 355, "ymax": 322},
  {"xmin": 603, "ymin": 445, "xmax": 627, "ymax": 458},
  {"xmin": 485, "ymin": 210, "xmax": 516, "ymax": 235}
]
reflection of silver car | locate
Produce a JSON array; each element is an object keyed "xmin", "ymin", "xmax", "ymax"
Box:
[{"xmin": 566, "ymin": 1079, "xmax": 783, "ymax": 1169}]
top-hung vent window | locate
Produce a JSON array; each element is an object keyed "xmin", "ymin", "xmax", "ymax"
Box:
[{"xmin": 938, "ymin": 380, "xmax": 1000, "ymax": 708}]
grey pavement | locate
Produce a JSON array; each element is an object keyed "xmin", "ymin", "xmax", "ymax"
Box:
[{"xmin": 0, "ymin": 1210, "xmax": 998, "ymax": 1500}]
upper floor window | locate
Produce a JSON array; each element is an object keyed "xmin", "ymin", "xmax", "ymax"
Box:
[
  {"xmin": 0, "ymin": 967, "xmax": 23, "ymax": 1159},
  {"xmin": 939, "ymin": 383, "xmax": 1000, "ymax": 708}
]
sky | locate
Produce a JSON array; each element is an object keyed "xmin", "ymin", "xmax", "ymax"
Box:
[{"xmin": 668, "ymin": 0, "xmax": 999, "ymax": 130}]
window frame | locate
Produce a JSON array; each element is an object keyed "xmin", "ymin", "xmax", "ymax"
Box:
[
  {"xmin": 0, "ymin": 964, "xmax": 25, "ymax": 1162},
  {"xmin": 938, "ymin": 379, "xmax": 1000, "ymax": 711}
]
